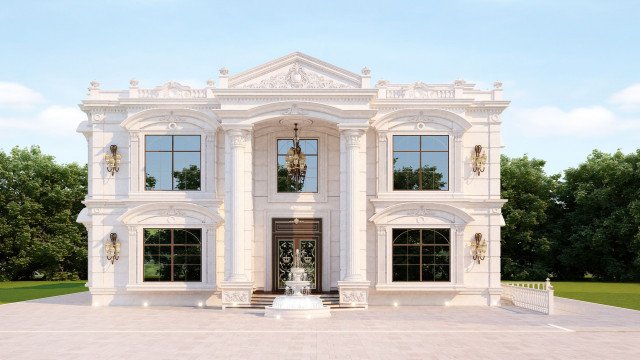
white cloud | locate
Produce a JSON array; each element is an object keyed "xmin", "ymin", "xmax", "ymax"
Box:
[
  {"xmin": 610, "ymin": 84, "xmax": 640, "ymax": 111},
  {"xmin": 0, "ymin": 105, "xmax": 86, "ymax": 136},
  {"xmin": 511, "ymin": 105, "xmax": 640, "ymax": 137},
  {"xmin": 0, "ymin": 82, "xmax": 45, "ymax": 109}
]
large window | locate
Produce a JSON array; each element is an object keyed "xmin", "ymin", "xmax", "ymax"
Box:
[
  {"xmin": 276, "ymin": 138, "xmax": 318, "ymax": 193},
  {"xmin": 392, "ymin": 228, "xmax": 450, "ymax": 282},
  {"xmin": 393, "ymin": 135, "xmax": 449, "ymax": 190},
  {"xmin": 143, "ymin": 228, "xmax": 202, "ymax": 282},
  {"xmin": 145, "ymin": 135, "xmax": 201, "ymax": 191}
]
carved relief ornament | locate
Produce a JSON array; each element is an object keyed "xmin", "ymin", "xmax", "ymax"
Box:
[{"xmin": 241, "ymin": 63, "xmax": 350, "ymax": 89}]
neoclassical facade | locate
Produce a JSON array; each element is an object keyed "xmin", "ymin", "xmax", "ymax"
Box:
[{"xmin": 77, "ymin": 52, "xmax": 508, "ymax": 307}]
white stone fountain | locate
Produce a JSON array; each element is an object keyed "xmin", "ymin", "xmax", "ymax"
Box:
[{"xmin": 264, "ymin": 249, "xmax": 331, "ymax": 319}]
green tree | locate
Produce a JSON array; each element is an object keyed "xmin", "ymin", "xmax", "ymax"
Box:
[
  {"xmin": 500, "ymin": 154, "xmax": 560, "ymax": 280},
  {"xmin": 555, "ymin": 150, "xmax": 640, "ymax": 281},
  {"xmin": 0, "ymin": 146, "xmax": 87, "ymax": 281},
  {"xmin": 173, "ymin": 165, "xmax": 201, "ymax": 190}
]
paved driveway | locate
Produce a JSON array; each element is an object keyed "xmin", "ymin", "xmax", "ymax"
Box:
[{"xmin": 0, "ymin": 292, "xmax": 639, "ymax": 359}]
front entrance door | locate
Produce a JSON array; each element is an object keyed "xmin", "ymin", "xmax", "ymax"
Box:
[{"xmin": 272, "ymin": 218, "xmax": 322, "ymax": 292}]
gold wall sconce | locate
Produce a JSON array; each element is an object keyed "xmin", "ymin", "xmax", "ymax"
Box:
[
  {"xmin": 104, "ymin": 144, "xmax": 122, "ymax": 176},
  {"xmin": 471, "ymin": 233, "xmax": 487, "ymax": 264},
  {"xmin": 472, "ymin": 145, "xmax": 487, "ymax": 176},
  {"xmin": 105, "ymin": 233, "xmax": 121, "ymax": 264}
]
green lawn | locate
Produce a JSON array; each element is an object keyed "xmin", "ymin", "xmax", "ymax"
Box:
[
  {"xmin": 0, "ymin": 281, "xmax": 88, "ymax": 305},
  {"xmin": 551, "ymin": 282, "xmax": 640, "ymax": 311}
]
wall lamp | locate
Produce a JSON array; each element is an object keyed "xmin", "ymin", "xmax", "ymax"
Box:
[
  {"xmin": 471, "ymin": 145, "xmax": 487, "ymax": 176},
  {"xmin": 104, "ymin": 144, "xmax": 122, "ymax": 176},
  {"xmin": 471, "ymin": 233, "xmax": 487, "ymax": 264},
  {"xmin": 105, "ymin": 233, "xmax": 121, "ymax": 264}
]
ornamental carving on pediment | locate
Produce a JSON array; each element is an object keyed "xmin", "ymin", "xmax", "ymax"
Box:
[
  {"xmin": 162, "ymin": 206, "xmax": 185, "ymax": 217},
  {"xmin": 240, "ymin": 63, "xmax": 351, "ymax": 89},
  {"xmin": 410, "ymin": 207, "xmax": 455, "ymax": 224},
  {"xmin": 282, "ymin": 104, "xmax": 307, "ymax": 115},
  {"xmin": 410, "ymin": 111, "xmax": 432, "ymax": 123}
]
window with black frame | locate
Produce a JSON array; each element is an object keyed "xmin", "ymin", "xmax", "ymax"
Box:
[
  {"xmin": 393, "ymin": 135, "xmax": 449, "ymax": 190},
  {"xmin": 392, "ymin": 228, "xmax": 450, "ymax": 282},
  {"xmin": 276, "ymin": 138, "xmax": 318, "ymax": 193},
  {"xmin": 143, "ymin": 228, "xmax": 202, "ymax": 282},
  {"xmin": 145, "ymin": 135, "xmax": 201, "ymax": 191}
]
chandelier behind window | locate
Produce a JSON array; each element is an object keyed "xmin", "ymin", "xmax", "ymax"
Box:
[{"xmin": 285, "ymin": 123, "xmax": 307, "ymax": 188}]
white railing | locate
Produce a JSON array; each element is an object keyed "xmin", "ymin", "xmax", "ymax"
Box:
[{"xmin": 501, "ymin": 278, "xmax": 554, "ymax": 314}]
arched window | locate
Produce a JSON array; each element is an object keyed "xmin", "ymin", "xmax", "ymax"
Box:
[{"xmin": 392, "ymin": 228, "xmax": 450, "ymax": 282}]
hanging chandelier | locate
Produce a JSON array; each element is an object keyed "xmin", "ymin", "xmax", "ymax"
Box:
[{"xmin": 285, "ymin": 123, "xmax": 307, "ymax": 188}]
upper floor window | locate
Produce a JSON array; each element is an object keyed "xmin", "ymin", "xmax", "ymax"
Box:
[
  {"xmin": 143, "ymin": 228, "xmax": 202, "ymax": 282},
  {"xmin": 277, "ymin": 138, "xmax": 318, "ymax": 193},
  {"xmin": 392, "ymin": 228, "xmax": 450, "ymax": 282},
  {"xmin": 145, "ymin": 135, "xmax": 201, "ymax": 191},
  {"xmin": 393, "ymin": 135, "xmax": 449, "ymax": 191}
]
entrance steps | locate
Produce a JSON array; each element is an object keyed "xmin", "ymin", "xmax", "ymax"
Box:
[{"xmin": 224, "ymin": 292, "xmax": 365, "ymax": 310}]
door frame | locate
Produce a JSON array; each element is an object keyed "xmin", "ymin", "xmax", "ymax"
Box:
[{"xmin": 271, "ymin": 218, "xmax": 322, "ymax": 293}]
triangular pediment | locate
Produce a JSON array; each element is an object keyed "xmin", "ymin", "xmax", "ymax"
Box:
[{"xmin": 229, "ymin": 52, "xmax": 361, "ymax": 89}]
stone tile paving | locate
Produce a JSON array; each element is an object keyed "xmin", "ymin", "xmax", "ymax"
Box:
[{"xmin": 0, "ymin": 292, "xmax": 639, "ymax": 359}]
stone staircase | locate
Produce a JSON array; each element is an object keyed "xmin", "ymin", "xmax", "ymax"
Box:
[{"xmin": 225, "ymin": 292, "xmax": 365, "ymax": 309}]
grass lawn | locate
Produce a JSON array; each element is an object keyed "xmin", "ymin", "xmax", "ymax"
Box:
[
  {"xmin": 0, "ymin": 281, "xmax": 87, "ymax": 305},
  {"xmin": 552, "ymin": 282, "xmax": 640, "ymax": 311}
]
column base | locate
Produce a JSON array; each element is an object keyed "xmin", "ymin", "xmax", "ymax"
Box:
[
  {"xmin": 220, "ymin": 281, "xmax": 253, "ymax": 309},
  {"xmin": 338, "ymin": 280, "xmax": 370, "ymax": 308}
]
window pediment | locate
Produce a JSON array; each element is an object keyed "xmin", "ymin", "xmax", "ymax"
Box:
[
  {"xmin": 121, "ymin": 109, "xmax": 219, "ymax": 132},
  {"xmin": 118, "ymin": 203, "xmax": 223, "ymax": 226},
  {"xmin": 369, "ymin": 202, "xmax": 473, "ymax": 226}
]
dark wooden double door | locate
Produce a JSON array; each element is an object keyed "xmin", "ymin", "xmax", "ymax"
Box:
[{"xmin": 272, "ymin": 218, "xmax": 322, "ymax": 293}]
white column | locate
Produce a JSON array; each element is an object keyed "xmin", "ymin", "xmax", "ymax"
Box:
[
  {"xmin": 226, "ymin": 128, "xmax": 249, "ymax": 282},
  {"xmin": 338, "ymin": 126, "xmax": 370, "ymax": 307},
  {"xmin": 220, "ymin": 125, "xmax": 253, "ymax": 307},
  {"xmin": 343, "ymin": 128, "xmax": 364, "ymax": 281}
]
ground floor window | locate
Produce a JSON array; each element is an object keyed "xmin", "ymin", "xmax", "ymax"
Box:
[
  {"xmin": 392, "ymin": 228, "xmax": 450, "ymax": 282},
  {"xmin": 143, "ymin": 228, "xmax": 202, "ymax": 282}
]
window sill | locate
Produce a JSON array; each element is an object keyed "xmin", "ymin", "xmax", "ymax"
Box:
[
  {"xmin": 375, "ymin": 283, "xmax": 465, "ymax": 292},
  {"xmin": 126, "ymin": 283, "xmax": 216, "ymax": 292}
]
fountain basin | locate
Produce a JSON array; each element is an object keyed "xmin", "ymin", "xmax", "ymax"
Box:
[{"xmin": 264, "ymin": 295, "xmax": 331, "ymax": 319}]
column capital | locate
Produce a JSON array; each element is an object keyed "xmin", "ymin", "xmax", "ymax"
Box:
[
  {"xmin": 453, "ymin": 130, "xmax": 464, "ymax": 142},
  {"xmin": 223, "ymin": 125, "xmax": 252, "ymax": 147},
  {"xmin": 339, "ymin": 127, "xmax": 366, "ymax": 148}
]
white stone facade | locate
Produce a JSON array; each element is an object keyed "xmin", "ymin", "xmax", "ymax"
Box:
[{"xmin": 76, "ymin": 52, "xmax": 508, "ymax": 307}]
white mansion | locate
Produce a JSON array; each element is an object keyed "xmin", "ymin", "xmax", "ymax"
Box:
[{"xmin": 76, "ymin": 52, "xmax": 508, "ymax": 308}]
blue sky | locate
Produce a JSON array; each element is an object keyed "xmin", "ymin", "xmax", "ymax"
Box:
[{"xmin": 1, "ymin": 0, "xmax": 638, "ymax": 175}]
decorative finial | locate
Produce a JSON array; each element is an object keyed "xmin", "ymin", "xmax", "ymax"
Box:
[
  {"xmin": 454, "ymin": 79, "xmax": 465, "ymax": 87},
  {"xmin": 129, "ymin": 79, "xmax": 139, "ymax": 88},
  {"xmin": 90, "ymin": 80, "xmax": 100, "ymax": 89},
  {"xmin": 361, "ymin": 67, "xmax": 371, "ymax": 76},
  {"xmin": 493, "ymin": 81, "xmax": 503, "ymax": 89},
  {"xmin": 206, "ymin": 79, "xmax": 215, "ymax": 87},
  {"xmin": 219, "ymin": 67, "xmax": 229, "ymax": 76}
]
